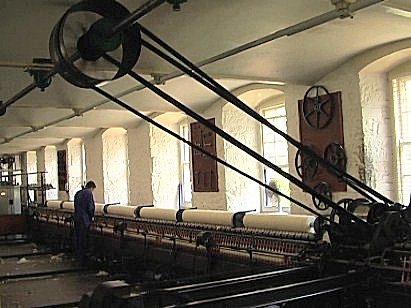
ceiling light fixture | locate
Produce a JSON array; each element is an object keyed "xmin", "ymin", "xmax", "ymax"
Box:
[
  {"xmin": 166, "ymin": 0, "xmax": 187, "ymax": 12},
  {"xmin": 331, "ymin": 0, "xmax": 358, "ymax": 18}
]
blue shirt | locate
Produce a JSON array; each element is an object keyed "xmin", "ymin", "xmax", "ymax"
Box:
[{"xmin": 74, "ymin": 188, "xmax": 95, "ymax": 227}]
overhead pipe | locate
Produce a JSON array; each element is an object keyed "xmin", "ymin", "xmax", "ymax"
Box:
[
  {"xmin": 1, "ymin": 0, "xmax": 383, "ymax": 144},
  {"xmin": 175, "ymin": 0, "xmax": 384, "ymax": 76},
  {"xmin": 108, "ymin": 0, "xmax": 166, "ymax": 36},
  {"xmin": 139, "ymin": 27, "xmax": 389, "ymax": 204}
]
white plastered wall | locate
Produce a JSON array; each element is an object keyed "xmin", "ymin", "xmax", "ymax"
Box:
[
  {"xmin": 128, "ymin": 123, "xmax": 154, "ymax": 205},
  {"xmin": 36, "ymin": 147, "xmax": 45, "ymax": 185},
  {"xmin": 44, "ymin": 145, "xmax": 58, "ymax": 200},
  {"xmin": 221, "ymin": 87, "xmax": 283, "ymax": 212},
  {"xmin": 84, "ymin": 131, "xmax": 105, "ymax": 203},
  {"xmin": 359, "ymin": 73, "xmax": 395, "ymax": 199},
  {"xmin": 26, "ymin": 151, "xmax": 37, "ymax": 185},
  {"xmin": 150, "ymin": 120, "xmax": 180, "ymax": 209},
  {"xmin": 67, "ymin": 138, "xmax": 84, "ymax": 200},
  {"xmin": 223, "ymin": 102, "xmax": 261, "ymax": 212},
  {"xmin": 102, "ymin": 128, "xmax": 129, "ymax": 205}
]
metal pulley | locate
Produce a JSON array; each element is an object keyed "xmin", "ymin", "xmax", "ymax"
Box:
[
  {"xmin": 367, "ymin": 202, "xmax": 389, "ymax": 224},
  {"xmin": 324, "ymin": 142, "xmax": 347, "ymax": 172},
  {"xmin": 295, "ymin": 146, "xmax": 319, "ymax": 180},
  {"xmin": 49, "ymin": 0, "xmax": 142, "ymax": 88},
  {"xmin": 302, "ymin": 85, "xmax": 334, "ymax": 129},
  {"xmin": 312, "ymin": 181, "xmax": 332, "ymax": 211}
]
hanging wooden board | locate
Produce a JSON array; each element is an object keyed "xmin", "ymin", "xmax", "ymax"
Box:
[
  {"xmin": 190, "ymin": 118, "xmax": 218, "ymax": 192},
  {"xmin": 57, "ymin": 150, "xmax": 67, "ymax": 192},
  {"xmin": 298, "ymin": 91, "xmax": 347, "ymax": 192}
]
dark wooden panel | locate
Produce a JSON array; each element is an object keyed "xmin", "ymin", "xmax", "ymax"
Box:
[
  {"xmin": 298, "ymin": 91, "xmax": 347, "ymax": 192},
  {"xmin": 0, "ymin": 215, "xmax": 27, "ymax": 235},
  {"xmin": 191, "ymin": 119, "xmax": 218, "ymax": 192},
  {"xmin": 57, "ymin": 150, "xmax": 67, "ymax": 192}
]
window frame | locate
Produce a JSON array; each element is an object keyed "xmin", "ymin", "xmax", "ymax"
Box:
[
  {"xmin": 259, "ymin": 101, "xmax": 290, "ymax": 213},
  {"xmin": 392, "ymin": 76, "xmax": 411, "ymax": 205},
  {"xmin": 179, "ymin": 123, "xmax": 192, "ymax": 207}
]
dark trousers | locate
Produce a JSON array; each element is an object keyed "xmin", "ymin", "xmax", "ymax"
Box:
[{"xmin": 74, "ymin": 221, "xmax": 90, "ymax": 265}]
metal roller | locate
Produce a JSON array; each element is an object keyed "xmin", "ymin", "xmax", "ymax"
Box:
[
  {"xmin": 46, "ymin": 200, "xmax": 64, "ymax": 209},
  {"xmin": 182, "ymin": 210, "xmax": 243, "ymax": 227},
  {"xmin": 104, "ymin": 205, "xmax": 137, "ymax": 218},
  {"xmin": 61, "ymin": 201, "xmax": 75, "ymax": 211},
  {"xmin": 94, "ymin": 203, "xmax": 105, "ymax": 214},
  {"xmin": 139, "ymin": 207, "xmax": 179, "ymax": 221},
  {"xmin": 243, "ymin": 213, "xmax": 315, "ymax": 233}
]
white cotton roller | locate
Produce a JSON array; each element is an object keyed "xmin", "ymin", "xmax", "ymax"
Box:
[
  {"xmin": 139, "ymin": 207, "xmax": 178, "ymax": 221},
  {"xmin": 106, "ymin": 205, "xmax": 138, "ymax": 218},
  {"xmin": 182, "ymin": 210, "xmax": 235, "ymax": 226},
  {"xmin": 94, "ymin": 203, "xmax": 105, "ymax": 214},
  {"xmin": 46, "ymin": 200, "xmax": 63, "ymax": 209},
  {"xmin": 62, "ymin": 201, "xmax": 75, "ymax": 211},
  {"xmin": 243, "ymin": 214, "xmax": 315, "ymax": 233}
]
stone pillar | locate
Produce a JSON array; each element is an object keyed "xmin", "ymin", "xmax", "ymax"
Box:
[
  {"xmin": 45, "ymin": 146, "xmax": 58, "ymax": 200},
  {"xmin": 84, "ymin": 132, "xmax": 105, "ymax": 203},
  {"xmin": 222, "ymin": 103, "xmax": 261, "ymax": 212},
  {"xmin": 20, "ymin": 153, "xmax": 28, "ymax": 205},
  {"xmin": 36, "ymin": 147, "xmax": 46, "ymax": 204},
  {"xmin": 150, "ymin": 123, "xmax": 180, "ymax": 209},
  {"xmin": 67, "ymin": 138, "xmax": 84, "ymax": 200},
  {"xmin": 359, "ymin": 72, "xmax": 394, "ymax": 200},
  {"xmin": 128, "ymin": 123, "xmax": 153, "ymax": 205}
]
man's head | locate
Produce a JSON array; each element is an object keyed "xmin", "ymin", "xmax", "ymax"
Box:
[{"xmin": 85, "ymin": 181, "xmax": 96, "ymax": 191}]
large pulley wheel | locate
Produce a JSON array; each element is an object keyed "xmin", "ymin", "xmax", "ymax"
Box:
[
  {"xmin": 302, "ymin": 86, "xmax": 334, "ymax": 129},
  {"xmin": 49, "ymin": 0, "xmax": 141, "ymax": 88},
  {"xmin": 330, "ymin": 198, "xmax": 355, "ymax": 225},
  {"xmin": 367, "ymin": 202, "xmax": 389, "ymax": 224},
  {"xmin": 312, "ymin": 181, "xmax": 332, "ymax": 211},
  {"xmin": 324, "ymin": 143, "xmax": 347, "ymax": 172},
  {"xmin": 295, "ymin": 146, "xmax": 318, "ymax": 180}
]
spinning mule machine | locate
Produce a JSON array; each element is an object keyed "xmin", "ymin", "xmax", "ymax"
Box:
[{"xmin": 1, "ymin": 0, "xmax": 411, "ymax": 306}]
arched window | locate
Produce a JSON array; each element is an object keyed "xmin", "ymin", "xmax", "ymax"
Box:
[
  {"xmin": 26, "ymin": 151, "xmax": 37, "ymax": 203},
  {"xmin": 393, "ymin": 76, "xmax": 411, "ymax": 205},
  {"xmin": 261, "ymin": 104, "xmax": 290, "ymax": 213},
  {"xmin": 179, "ymin": 123, "xmax": 192, "ymax": 205},
  {"xmin": 102, "ymin": 128, "xmax": 129, "ymax": 204}
]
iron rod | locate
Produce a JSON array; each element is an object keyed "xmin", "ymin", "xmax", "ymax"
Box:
[
  {"xmin": 140, "ymin": 25, "xmax": 390, "ymax": 205},
  {"xmin": 108, "ymin": 0, "xmax": 166, "ymax": 36},
  {"xmin": 184, "ymin": 0, "xmax": 384, "ymax": 69},
  {"xmin": 1, "ymin": 0, "xmax": 382, "ymax": 144},
  {"xmin": 92, "ymin": 85, "xmax": 331, "ymax": 222}
]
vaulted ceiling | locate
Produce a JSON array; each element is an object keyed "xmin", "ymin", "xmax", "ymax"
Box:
[{"xmin": 1, "ymin": 0, "xmax": 411, "ymax": 154}]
